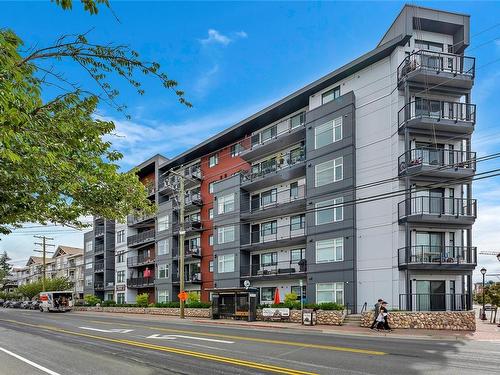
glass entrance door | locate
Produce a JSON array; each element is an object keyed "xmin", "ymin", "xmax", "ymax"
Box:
[{"xmin": 416, "ymin": 280, "xmax": 446, "ymax": 311}]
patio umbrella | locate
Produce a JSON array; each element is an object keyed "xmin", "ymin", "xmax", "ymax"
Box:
[{"xmin": 273, "ymin": 288, "xmax": 281, "ymax": 304}]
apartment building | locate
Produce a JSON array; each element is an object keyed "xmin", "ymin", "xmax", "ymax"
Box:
[
  {"xmin": 83, "ymin": 5, "xmax": 477, "ymax": 312},
  {"xmin": 49, "ymin": 246, "xmax": 85, "ymax": 298}
]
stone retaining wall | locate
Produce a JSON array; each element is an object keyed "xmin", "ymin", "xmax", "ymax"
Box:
[
  {"xmin": 73, "ymin": 306, "xmax": 211, "ymax": 318},
  {"xmin": 256, "ymin": 309, "xmax": 344, "ymax": 325},
  {"xmin": 360, "ymin": 311, "xmax": 476, "ymax": 331}
]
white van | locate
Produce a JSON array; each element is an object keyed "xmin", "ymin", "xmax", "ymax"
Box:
[{"xmin": 39, "ymin": 291, "xmax": 74, "ymax": 312}]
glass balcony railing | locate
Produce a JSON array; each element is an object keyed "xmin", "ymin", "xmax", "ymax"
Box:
[
  {"xmin": 398, "ymin": 197, "xmax": 477, "ymax": 220},
  {"xmin": 398, "ymin": 100, "xmax": 476, "ymax": 129},
  {"xmin": 240, "ymin": 259, "xmax": 307, "ymax": 278},
  {"xmin": 398, "ymin": 246, "xmax": 477, "ymax": 267},
  {"xmin": 398, "ymin": 147, "xmax": 476, "ymax": 174}
]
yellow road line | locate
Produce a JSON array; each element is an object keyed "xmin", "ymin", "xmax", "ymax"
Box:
[
  {"xmin": 0, "ymin": 319, "xmax": 318, "ymax": 375},
  {"xmin": 77, "ymin": 317, "xmax": 386, "ymax": 356}
]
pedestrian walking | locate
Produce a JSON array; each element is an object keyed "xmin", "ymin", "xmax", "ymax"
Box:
[
  {"xmin": 376, "ymin": 302, "xmax": 392, "ymax": 331},
  {"xmin": 370, "ymin": 298, "xmax": 383, "ymax": 330}
]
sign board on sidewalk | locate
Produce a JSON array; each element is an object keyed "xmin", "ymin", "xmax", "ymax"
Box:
[
  {"xmin": 262, "ymin": 307, "xmax": 290, "ymax": 318},
  {"xmin": 178, "ymin": 291, "xmax": 188, "ymax": 301}
]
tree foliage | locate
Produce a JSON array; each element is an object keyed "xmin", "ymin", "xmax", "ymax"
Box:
[
  {"xmin": 474, "ymin": 282, "xmax": 500, "ymax": 307},
  {"xmin": 53, "ymin": 0, "xmax": 110, "ymax": 15},
  {"xmin": 0, "ymin": 17, "xmax": 190, "ymax": 234},
  {"xmin": 17, "ymin": 277, "xmax": 74, "ymax": 299},
  {"xmin": 0, "ymin": 251, "xmax": 12, "ymax": 286}
]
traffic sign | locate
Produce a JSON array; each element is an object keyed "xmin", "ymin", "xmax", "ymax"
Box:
[{"xmin": 178, "ymin": 291, "xmax": 188, "ymax": 301}]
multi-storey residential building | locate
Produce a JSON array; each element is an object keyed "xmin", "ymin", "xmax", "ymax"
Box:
[
  {"xmin": 50, "ymin": 246, "xmax": 85, "ymax": 298},
  {"xmin": 83, "ymin": 5, "xmax": 477, "ymax": 312}
]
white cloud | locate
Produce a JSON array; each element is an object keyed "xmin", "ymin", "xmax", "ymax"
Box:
[
  {"xmin": 193, "ymin": 64, "xmax": 220, "ymax": 97},
  {"xmin": 235, "ymin": 31, "xmax": 248, "ymax": 39},
  {"xmin": 199, "ymin": 29, "xmax": 248, "ymax": 46}
]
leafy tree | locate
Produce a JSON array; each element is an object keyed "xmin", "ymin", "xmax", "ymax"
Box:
[
  {"xmin": 17, "ymin": 277, "xmax": 73, "ymax": 299},
  {"xmin": 0, "ymin": 251, "xmax": 12, "ymax": 287},
  {"xmin": 474, "ymin": 282, "xmax": 500, "ymax": 306},
  {"xmin": 135, "ymin": 293, "xmax": 149, "ymax": 307},
  {"xmin": 84, "ymin": 294, "xmax": 101, "ymax": 306},
  {"xmin": 0, "ymin": 3, "xmax": 191, "ymax": 234}
]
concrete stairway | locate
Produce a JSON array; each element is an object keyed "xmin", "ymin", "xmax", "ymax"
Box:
[{"xmin": 343, "ymin": 314, "xmax": 362, "ymax": 327}]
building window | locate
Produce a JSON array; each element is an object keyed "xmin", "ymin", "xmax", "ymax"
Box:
[
  {"xmin": 218, "ymin": 193, "xmax": 235, "ymax": 214},
  {"xmin": 209, "ymin": 234, "xmax": 214, "ymax": 246},
  {"xmin": 261, "ymin": 220, "xmax": 277, "ymax": 236},
  {"xmin": 261, "ymin": 125, "xmax": 277, "ymax": 143},
  {"xmin": 158, "ymin": 290, "xmax": 169, "ymax": 303},
  {"xmin": 261, "ymin": 189, "xmax": 277, "ymax": 206},
  {"xmin": 315, "ymin": 197, "xmax": 344, "ymax": 225},
  {"xmin": 316, "ymin": 238, "xmax": 344, "ymax": 263},
  {"xmin": 85, "ymin": 275, "xmax": 92, "ymax": 287},
  {"xmin": 260, "ymin": 287, "xmax": 275, "ymax": 303},
  {"xmin": 315, "ymin": 157, "xmax": 343, "ymax": 187},
  {"xmin": 209, "ymin": 208, "xmax": 214, "ymax": 219},
  {"xmin": 158, "ymin": 264, "xmax": 169, "ymax": 279},
  {"xmin": 209, "ymin": 153, "xmax": 219, "ymax": 167},
  {"xmin": 116, "ymin": 252, "xmax": 125, "ymax": 263},
  {"xmin": 290, "ymin": 214, "xmax": 305, "ymax": 231},
  {"xmin": 261, "ymin": 252, "xmax": 277, "ymax": 266},
  {"xmin": 85, "ymin": 259, "xmax": 93, "ymax": 270},
  {"xmin": 290, "ymin": 112, "xmax": 305, "ymax": 129},
  {"xmin": 106, "ymin": 292, "xmax": 114, "ymax": 301},
  {"xmin": 291, "ymin": 285, "xmax": 307, "ymax": 300},
  {"xmin": 217, "ymin": 226, "xmax": 235, "ymax": 244},
  {"xmin": 230, "ymin": 143, "xmax": 243, "ymax": 157},
  {"xmin": 209, "ymin": 260, "xmax": 214, "ymax": 272},
  {"xmin": 158, "ymin": 215, "xmax": 169, "ymax": 231},
  {"xmin": 218, "ymin": 254, "xmax": 235, "ymax": 273},
  {"xmin": 316, "ymin": 282, "xmax": 344, "ymax": 304},
  {"xmin": 116, "ymin": 270, "xmax": 125, "ymax": 283},
  {"xmin": 157, "ymin": 239, "xmax": 169, "ymax": 256},
  {"xmin": 209, "ymin": 182, "xmax": 215, "ymax": 194},
  {"xmin": 290, "ymin": 248, "xmax": 305, "ymax": 263},
  {"xmin": 116, "ymin": 230, "xmax": 125, "ymax": 244},
  {"xmin": 117, "ymin": 293, "xmax": 125, "ymax": 304},
  {"xmin": 314, "ymin": 116, "xmax": 342, "ymax": 149},
  {"xmin": 85, "ymin": 241, "xmax": 92, "ymax": 253},
  {"xmin": 322, "ymin": 86, "xmax": 340, "ymax": 104}
]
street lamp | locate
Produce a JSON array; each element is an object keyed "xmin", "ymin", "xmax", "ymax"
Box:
[{"xmin": 480, "ymin": 267, "xmax": 487, "ymax": 320}]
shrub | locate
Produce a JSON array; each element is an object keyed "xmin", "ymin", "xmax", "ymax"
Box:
[
  {"xmin": 135, "ymin": 293, "xmax": 149, "ymax": 307},
  {"xmin": 153, "ymin": 302, "xmax": 180, "ymax": 308},
  {"xmin": 317, "ymin": 302, "xmax": 344, "ymax": 311},
  {"xmin": 186, "ymin": 301, "xmax": 211, "ymax": 308},
  {"xmin": 84, "ymin": 294, "xmax": 101, "ymax": 306},
  {"xmin": 101, "ymin": 300, "xmax": 116, "ymax": 307},
  {"xmin": 187, "ymin": 291, "xmax": 200, "ymax": 303},
  {"xmin": 284, "ymin": 292, "xmax": 298, "ymax": 304}
]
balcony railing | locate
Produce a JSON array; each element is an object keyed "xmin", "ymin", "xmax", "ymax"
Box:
[
  {"xmin": 248, "ymin": 185, "xmax": 306, "ymax": 213},
  {"xmin": 127, "ymin": 277, "xmax": 155, "ymax": 288},
  {"xmin": 127, "ymin": 213, "xmax": 155, "ymax": 226},
  {"xmin": 94, "ymin": 282, "xmax": 104, "ymax": 290},
  {"xmin": 397, "ymin": 50, "xmax": 475, "ymax": 81},
  {"xmin": 184, "ymin": 193, "xmax": 202, "ymax": 207},
  {"xmin": 242, "ymin": 226, "xmax": 306, "ymax": 247},
  {"xmin": 398, "ymin": 100, "xmax": 476, "ymax": 129},
  {"xmin": 94, "ymin": 261, "xmax": 104, "ymax": 272},
  {"xmin": 398, "ymin": 147, "xmax": 476, "ymax": 174},
  {"xmin": 241, "ymin": 259, "xmax": 307, "ymax": 278},
  {"xmin": 399, "ymin": 293, "xmax": 470, "ymax": 312},
  {"xmin": 95, "ymin": 227, "xmax": 105, "ymax": 237},
  {"xmin": 127, "ymin": 253, "xmax": 155, "ymax": 267},
  {"xmin": 241, "ymin": 147, "xmax": 306, "ymax": 184},
  {"xmin": 127, "ymin": 229, "xmax": 156, "ymax": 247},
  {"xmin": 398, "ymin": 197, "xmax": 477, "ymax": 219},
  {"xmin": 398, "ymin": 246, "xmax": 477, "ymax": 267},
  {"xmin": 185, "ymin": 246, "xmax": 201, "ymax": 257},
  {"xmin": 94, "ymin": 244, "xmax": 104, "ymax": 254},
  {"xmin": 144, "ymin": 181, "xmax": 156, "ymax": 196},
  {"xmin": 172, "ymin": 272, "xmax": 201, "ymax": 283}
]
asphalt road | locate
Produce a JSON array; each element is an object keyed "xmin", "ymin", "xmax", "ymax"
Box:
[{"xmin": 0, "ymin": 308, "xmax": 498, "ymax": 375}]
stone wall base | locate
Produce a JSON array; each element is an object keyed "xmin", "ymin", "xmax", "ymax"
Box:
[
  {"xmin": 360, "ymin": 311, "xmax": 476, "ymax": 331},
  {"xmin": 73, "ymin": 306, "xmax": 211, "ymax": 318}
]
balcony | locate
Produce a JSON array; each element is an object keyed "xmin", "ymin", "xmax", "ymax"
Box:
[
  {"xmin": 127, "ymin": 277, "xmax": 155, "ymax": 288},
  {"xmin": 127, "ymin": 229, "xmax": 156, "ymax": 248},
  {"xmin": 172, "ymin": 272, "xmax": 202, "ymax": 284},
  {"xmin": 158, "ymin": 167, "xmax": 201, "ymax": 196},
  {"xmin": 398, "ymin": 148, "xmax": 476, "ymax": 180},
  {"xmin": 173, "ymin": 219, "xmax": 203, "ymax": 236},
  {"xmin": 127, "ymin": 253, "xmax": 155, "ymax": 267},
  {"xmin": 94, "ymin": 282, "xmax": 104, "ymax": 290},
  {"xmin": 241, "ymin": 260, "xmax": 307, "ymax": 281},
  {"xmin": 94, "ymin": 243, "xmax": 104, "ymax": 255},
  {"xmin": 239, "ymin": 117, "xmax": 306, "ymax": 163},
  {"xmin": 241, "ymin": 185, "xmax": 306, "ymax": 221},
  {"xmin": 398, "ymin": 246, "xmax": 477, "ymax": 271},
  {"xmin": 240, "ymin": 147, "xmax": 306, "ymax": 191},
  {"xmin": 144, "ymin": 181, "xmax": 156, "ymax": 197},
  {"xmin": 183, "ymin": 193, "xmax": 203, "ymax": 213},
  {"xmin": 104, "ymin": 282, "xmax": 115, "ymax": 290},
  {"xmin": 398, "ymin": 100, "xmax": 476, "ymax": 135},
  {"xmin": 241, "ymin": 227, "xmax": 306, "ymax": 252},
  {"xmin": 398, "ymin": 197, "xmax": 477, "ymax": 226},
  {"xmin": 95, "ymin": 226, "xmax": 105, "ymax": 237},
  {"xmin": 173, "ymin": 246, "xmax": 202, "ymax": 259},
  {"xmin": 399, "ymin": 293, "xmax": 470, "ymax": 312},
  {"xmin": 94, "ymin": 261, "xmax": 104, "ymax": 272},
  {"xmin": 127, "ymin": 213, "xmax": 155, "ymax": 227},
  {"xmin": 397, "ymin": 50, "xmax": 475, "ymax": 90}
]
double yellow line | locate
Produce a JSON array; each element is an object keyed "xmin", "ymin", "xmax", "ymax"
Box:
[{"xmin": 0, "ymin": 319, "xmax": 318, "ymax": 375}]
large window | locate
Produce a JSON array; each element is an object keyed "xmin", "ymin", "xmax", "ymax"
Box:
[
  {"xmin": 315, "ymin": 157, "xmax": 343, "ymax": 187},
  {"xmin": 209, "ymin": 153, "xmax": 219, "ymax": 167},
  {"xmin": 116, "ymin": 252, "xmax": 125, "ymax": 263},
  {"xmin": 230, "ymin": 143, "xmax": 243, "ymax": 157},
  {"xmin": 315, "ymin": 197, "xmax": 344, "ymax": 225},
  {"xmin": 116, "ymin": 270, "xmax": 125, "ymax": 283},
  {"xmin": 315, "ymin": 116, "xmax": 342, "ymax": 149},
  {"xmin": 218, "ymin": 193, "xmax": 235, "ymax": 214},
  {"xmin": 261, "ymin": 189, "xmax": 277, "ymax": 206},
  {"xmin": 290, "ymin": 112, "xmax": 305, "ymax": 129},
  {"xmin": 85, "ymin": 241, "xmax": 92, "ymax": 253},
  {"xmin": 158, "ymin": 215, "xmax": 169, "ymax": 231},
  {"xmin": 290, "ymin": 248, "xmax": 305, "ymax": 263},
  {"xmin": 208, "ymin": 182, "xmax": 215, "ymax": 194},
  {"xmin": 116, "ymin": 230, "xmax": 125, "ymax": 244},
  {"xmin": 85, "ymin": 257, "xmax": 93, "ymax": 269},
  {"xmin": 209, "ymin": 234, "xmax": 214, "ymax": 246},
  {"xmin": 158, "ymin": 290, "xmax": 169, "ymax": 303},
  {"xmin": 218, "ymin": 254, "xmax": 235, "ymax": 273},
  {"xmin": 316, "ymin": 238, "xmax": 344, "ymax": 263},
  {"xmin": 261, "ymin": 252, "xmax": 277, "ymax": 266},
  {"xmin": 261, "ymin": 220, "xmax": 277, "ymax": 236},
  {"xmin": 85, "ymin": 275, "xmax": 92, "ymax": 287},
  {"xmin": 117, "ymin": 293, "xmax": 125, "ymax": 305},
  {"xmin": 260, "ymin": 287, "xmax": 275, "ymax": 303},
  {"xmin": 322, "ymin": 86, "xmax": 340, "ymax": 104},
  {"xmin": 316, "ymin": 282, "xmax": 344, "ymax": 304},
  {"xmin": 290, "ymin": 214, "xmax": 306, "ymax": 231},
  {"xmin": 158, "ymin": 264, "xmax": 169, "ymax": 279},
  {"xmin": 217, "ymin": 226, "xmax": 235, "ymax": 244},
  {"xmin": 291, "ymin": 285, "xmax": 307, "ymax": 300},
  {"xmin": 157, "ymin": 239, "xmax": 169, "ymax": 256},
  {"xmin": 209, "ymin": 260, "xmax": 214, "ymax": 272},
  {"xmin": 261, "ymin": 125, "xmax": 277, "ymax": 143}
]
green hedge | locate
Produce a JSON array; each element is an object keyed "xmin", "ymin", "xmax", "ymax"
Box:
[
  {"xmin": 257, "ymin": 302, "xmax": 344, "ymax": 311},
  {"xmin": 83, "ymin": 301, "xmax": 212, "ymax": 309}
]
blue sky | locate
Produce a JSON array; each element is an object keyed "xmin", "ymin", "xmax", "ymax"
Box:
[{"xmin": 1, "ymin": 1, "xmax": 500, "ymax": 280}]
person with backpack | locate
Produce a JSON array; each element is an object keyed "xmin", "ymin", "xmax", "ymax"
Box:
[{"xmin": 370, "ymin": 298, "xmax": 383, "ymax": 330}]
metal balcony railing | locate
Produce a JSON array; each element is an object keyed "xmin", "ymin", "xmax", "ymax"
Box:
[
  {"xmin": 248, "ymin": 185, "xmax": 306, "ymax": 213},
  {"xmin": 94, "ymin": 282, "xmax": 104, "ymax": 290},
  {"xmin": 127, "ymin": 253, "xmax": 155, "ymax": 267},
  {"xmin": 144, "ymin": 181, "xmax": 156, "ymax": 196},
  {"xmin": 398, "ymin": 147, "xmax": 476, "ymax": 174},
  {"xmin": 398, "ymin": 197, "xmax": 477, "ymax": 219},
  {"xmin": 398, "ymin": 246, "xmax": 477, "ymax": 266},
  {"xmin": 127, "ymin": 213, "xmax": 155, "ymax": 226},
  {"xmin": 173, "ymin": 272, "xmax": 201, "ymax": 283},
  {"xmin": 127, "ymin": 277, "xmax": 155, "ymax": 288},
  {"xmin": 241, "ymin": 147, "xmax": 306, "ymax": 184},
  {"xmin": 127, "ymin": 229, "xmax": 156, "ymax": 247},
  {"xmin": 242, "ymin": 226, "xmax": 306, "ymax": 246},
  {"xmin": 94, "ymin": 244, "xmax": 104, "ymax": 254},
  {"xmin": 397, "ymin": 50, "xmax": 475, "ymax": 81},
  {"xmin": 240, "ymin": 259, "xmax": 307, "ymax": 278},
  {"xmin": 399, "ymin": 293, "xmax": 470, "ymax": 311},
  {"xmin": 94, "ymin": 261, "xmax": 104, "ymax": 272},
  {"xmin": 398, "ymin": 100, "xmax": 476, "ymax": 128},
  {"xmin": 95, "ymin": 227, "xmax": 105, "ymax": 237}
]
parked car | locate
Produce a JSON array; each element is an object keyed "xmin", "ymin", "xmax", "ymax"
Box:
[
  {"xmin": 20, "ymin": 301, "xmax": 32, "ymax": 309},
  {"xmin": 11, "ymin": 301, "xmax": 23, "ymax": 308},
  {"xmin": 0, "ymin": 299, "xmax": 4, "ymax": 307},
  {"xmin": 3, "ymin": 300, "xmax": 12, "ymax": 308},
  {"xmin": 30, "ymin": 301, "xmax": 41, "ymax": 310}
]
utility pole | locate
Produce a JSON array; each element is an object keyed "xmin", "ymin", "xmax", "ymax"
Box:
[
  {"xmin": 179, "ymin": 174, "xmax": 186, "ymax": 319},
  {"xmin": 34, "ymin": 235, "xmax": 55, "ymax": 292}
]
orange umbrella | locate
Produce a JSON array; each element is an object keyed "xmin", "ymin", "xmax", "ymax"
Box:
[{"xmin": 273, "ymin": 288, "xmax": 281, "ymax": 304}]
